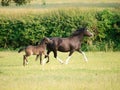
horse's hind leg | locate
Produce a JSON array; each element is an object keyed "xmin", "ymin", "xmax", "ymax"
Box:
[{"xmin": 65, "ymin": 50, "xmax": 74, "ymax": 64}]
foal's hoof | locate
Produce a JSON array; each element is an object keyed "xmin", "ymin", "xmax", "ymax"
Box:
[
  {"xmin": 60, "ymin": 61, "xmax": 64, "ymax": 64},
  {"xmin": 41, "ymin": 60, "xmax": 46, "ymax": 65},
  {"xmin": 26, "ymin": 62, "xmax": 29, "ymax": 65}
]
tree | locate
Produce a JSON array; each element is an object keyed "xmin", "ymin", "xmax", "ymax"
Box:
[
  {"xmin": 1, "ymin": 0, "xmax": 32, "ymax": 6},
  {"xmin": 1, "ymin": 0, "xmax": 11, "ymax": 6},
  {"xmin": 13, "ymin": 0, "xmax": 31, "ymax": 6}
]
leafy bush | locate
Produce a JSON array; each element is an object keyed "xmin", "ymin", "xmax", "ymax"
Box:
[
  {"xmin": 0, "ymin": 9, "xmax": 120, "ymax": 51},
  {"xmin": 1, "ymin": 0, "xmax": 32, "ymax": 6},
  {"xmin": 95, "ymin": 10, "xmax": 120, "ymax": 51}
]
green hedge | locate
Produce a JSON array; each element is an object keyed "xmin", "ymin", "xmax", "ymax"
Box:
[{"xmin": 0, "ymin": 9, "xmax": 120, "ymax": 51}]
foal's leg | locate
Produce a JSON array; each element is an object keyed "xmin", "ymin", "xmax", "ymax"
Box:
[
  {"xmin": 40, "ymin": 54, "xmax": 42, "ymax": 65},
  {"xmin": 42, "ymin": 51, "xmax": 50, "ymax": 65},
  {"xmin": 78, "ymin": 50, "xmax": 88, "ymax": 62},
  {"xmin": 42, "ymin": 55, "xmax": 49, "ymax": 65},
  {"xmin": 23, "ymin": 55, "xmax": 26, "ymax": 66},
  {"xmin": 44, "ymin": 50, "xmax": 51, "ymax": 63},
  {"xmin": 23, "ymin": 55, "xmax": 29, "ymax": 66},
  {"xmin": 45, "ymin": 55, "xmax": 49, "ymax": 63},
  {"xmin": 35, "ymin": 55, "xmax": 39, "ymax": 61},
  {"xmin": 25, "ymin": 55, "xmax": 29, "ymax": 65},
  {"xmin": 65, "ymin": 50, "xmax": 74, "ymax": 64}
]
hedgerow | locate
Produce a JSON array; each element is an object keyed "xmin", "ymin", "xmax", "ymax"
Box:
[{"xmin": 0, "ymin": 9, "xmax": 120, "ymax": 51}]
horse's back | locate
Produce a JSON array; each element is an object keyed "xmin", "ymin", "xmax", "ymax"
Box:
[{"xmin": 47, "ymin": 37, "xmax": 71, "ymax": 52}]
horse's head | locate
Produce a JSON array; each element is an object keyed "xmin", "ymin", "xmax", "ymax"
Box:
[
  {"xmin": 83, "ymin": 28, "xmax": 93, "ymax": 37},
  {"xmin": 71, "ymin": 27, "xmax": 93, "ymax": 37}
]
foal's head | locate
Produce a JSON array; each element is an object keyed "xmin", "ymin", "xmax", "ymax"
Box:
[{"xmin": 40, "ymin": 37, "xmax": 52, "ymax": 45}]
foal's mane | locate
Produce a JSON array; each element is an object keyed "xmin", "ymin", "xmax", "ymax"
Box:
[
  {"xmin": 71, "ymin": 28, "xmax": 86, "ymax": 36},
  {"xmin": 38, "ymin": 38, "xmax": 46, "ymax": 46},
  {"xmin": 39, "ymin": 39, "xmax": 45, "ymax": 45},
  {"xmin": 39, "ymin": 37, "xmax": 51, "ymax": 46}
]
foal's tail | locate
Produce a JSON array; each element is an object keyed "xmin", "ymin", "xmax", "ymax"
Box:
[{"xmin": 18, "ymin": 48, "xmax": 25, "ymax": 53}]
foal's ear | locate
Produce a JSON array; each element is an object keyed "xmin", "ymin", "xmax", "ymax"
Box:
[
  {"xmin": 44, "ymin": 37, "xmax": 49, "ymax": 40},
  {"xmin": 44, "ymin": 37, "xmax": 51, "ymax": 42},
  {"xmin": 44, "ymin": 37, "xmax": 53, "ymax": 43}
]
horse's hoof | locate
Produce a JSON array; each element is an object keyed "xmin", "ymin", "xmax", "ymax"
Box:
[
  {"xmin": 46, "ymin": 61, "xmax": 49, "ymax": 63},
  {"xmin": 65, "ymin": 62, "xmax": 68, "ymax": 64}
]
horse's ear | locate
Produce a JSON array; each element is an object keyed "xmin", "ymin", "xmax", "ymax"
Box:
[{"xmin": 83, "ymin": 26, "xmax": 88, "ymax": 30}]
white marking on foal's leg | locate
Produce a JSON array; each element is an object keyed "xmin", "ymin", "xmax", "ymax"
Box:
[
  {"xmin": 42, "ymin": 58, "xmax": 47, "ymax": 65},
  {"xmin": 57, "ymin": 57, "xmax": 64, "ymax": 64},
  {"xmin": 26, "ymin": 61, "xmax": 29, "ymax": 65},
  {"xmin": 65, "ymin": 56, "xmax": 71, "ymax": 64},
  {"xmin": 25, "ymin": 59, "xmax": 29, "ymax": 65},
  {"xmin": 81, "ymin": 52, "xmax": 88, "ymax": 62}
]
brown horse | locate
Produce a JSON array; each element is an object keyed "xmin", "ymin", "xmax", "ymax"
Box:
[
  {"xmin": 18, "ymin": 37, "xmax": 51, "ymax": 66},
  {"xmin": 44, "ymin": 27, "xmax": 93, "ymax": 64}
]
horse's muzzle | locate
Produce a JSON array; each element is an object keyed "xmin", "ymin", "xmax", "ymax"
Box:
[{"xmin": 89, "ymin": 33, "xmax": 93, "ymax": 37}]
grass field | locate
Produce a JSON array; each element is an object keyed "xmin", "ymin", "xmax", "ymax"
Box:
[
  {"xmin": 0, "ymin": 0, "xmax": 120, "ymax": 90},
  {"xmin": 0, "ymin": 51, "xmax": 119, "ymax": 90}
]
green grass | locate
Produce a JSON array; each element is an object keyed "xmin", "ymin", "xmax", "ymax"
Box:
[
  {"xmin": 0, "ymin": 1, "xmax": 119, "ymax": 89},
  {"xmin": 0, "ymin": 51, "xmax": 120, "ymax": 90}
]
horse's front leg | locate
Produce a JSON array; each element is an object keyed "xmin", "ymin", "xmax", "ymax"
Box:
[{"xmin": 78, "ymin": 50, "xmax": 88, "ymax": 62}]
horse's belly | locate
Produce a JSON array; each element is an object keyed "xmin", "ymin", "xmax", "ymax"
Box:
[{"xmin": 58, "ymin": 46, "xmax": 70, "ymax": 52}]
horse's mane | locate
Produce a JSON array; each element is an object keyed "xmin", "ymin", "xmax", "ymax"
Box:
[{"xmin": 71, "ymin": 28, "xmax": 86, "ymax": 36}]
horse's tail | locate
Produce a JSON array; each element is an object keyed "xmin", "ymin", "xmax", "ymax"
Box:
[{"xmin": 18, "ymin": 47, "xmax": 25, "ymax": 53}]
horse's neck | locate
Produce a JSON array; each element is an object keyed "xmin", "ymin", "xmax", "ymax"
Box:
[{"xmin": 70, "ymin": 34, "xmax": 84, "ymax": 41}]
